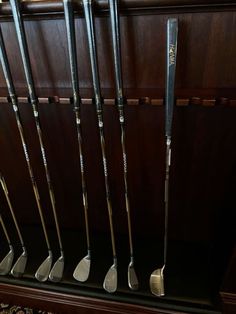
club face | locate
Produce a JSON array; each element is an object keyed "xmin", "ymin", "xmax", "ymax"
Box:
[
  {"xmin": 0, "ymin": 248, "xmax": 14, "ymax": 275},
  {"xmin": 103, "ymin": 264, "xmax": 117, "ymax": 293},
  {"xmin": 35, "ymin": 255, "xmax": 52, "ymax": 282},
  {"xmin": 11, "ymin": 251, "xmax": 27, "ymax": 278},
  {"xmin": 128, "ymin": 261, "xmax": 139, "ymax": 291},
  {"xmin": 150, "ymin": 268, "xmax": 165, "ymax": 297},
  {"xmin": 49, "ymin": 256, "xmax": 64, "ymax": 282},
  {"xmin": 73, "ymin": 254, "xmax": 91, "ymax": 282}
]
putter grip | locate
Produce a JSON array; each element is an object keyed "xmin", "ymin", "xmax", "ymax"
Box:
[{"xmin": 166, "ymin": 18, "xmax": 178, "ymax": 138}]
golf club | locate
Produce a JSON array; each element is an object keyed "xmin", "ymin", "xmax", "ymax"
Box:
[
  {"xmin": 150, "ymin": 18, "xmax": 178, "ymax": 297},
  {"xmin": 83, "ymin": 0, "xmax": 118, "ymax": 293},
  {"xmin": 108, "ymin": 0, "xmax": 139, "ymax": 290},
  {"xmin": 0, "ymin": 213, "xmax": 14, "ymax": 275},
  {"xmin": 63, "ymin": 0, "xmax": 91, "ymax": 282},
  {"xmin": 0, "ymin": 23, "xmax": 53, "ymax": 282},
  {"xmin": 10, "ymin": 0, "xmax": 65, "ymax": 280},
  {"xmin": 0, "ymin": 175, "xmax": 27, "ymax": 277}
]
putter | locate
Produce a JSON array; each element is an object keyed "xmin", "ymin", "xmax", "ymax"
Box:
[
  {"xmin": 63, "ymin": 0, "xmax": 91, "ymax": 282},
  {"xmin": 83, "ymin": 0, "xmax": 117, "ymax": 293},
  {"xmin": 0, "ymin": 214, "xmax": 14, "ymax": 275},
  {"xmin": 0, "ymin": 24, "xmax": 53, "ymax": 282},
  {"xmin": 108, "ymin": 0, "xmax": 139, "ymax": 290},
  {"xmin": 0, "ymin": 175, "xmax": 27, "ymax": 277},
  {"xmin": 9, "ymin": 0, "xmax": 65, "ymax": 282},
  {"xmin": 150, "ymin": 18, "xmax": 178, "ymax": 297}
]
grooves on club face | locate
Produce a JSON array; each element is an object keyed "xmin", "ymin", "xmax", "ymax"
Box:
[
  {"xmin": 150, "ymin": 267, "xmax": 165, "ymax": 297},
  {"xmin": 73, "ymin": 253, "xmax": 91, "ymax": 282},
  {"xmin": 35, "ymin": 252, "xmax": 53, "ymax": 282},
  {"xmin": 11, "ymin": 248, "xmax": 27, "ymax": 278},
  {"xmin": 128, "ymin": 261, "xmax": 139, "ymax": 291},
  {"xmin": 49, "ymin": 255, "xmax": 64, "ymax": 282},
  {"xmin": 0, "ymin": 246, "xmax": 14, "ymax": 275},
  {"xmin": 103, "ymin": 263, "xmax": 117, "ymax": 293}
]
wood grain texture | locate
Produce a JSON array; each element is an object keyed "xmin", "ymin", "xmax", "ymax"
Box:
[
  {"xmin": 0, "ymin": 0, "xmax": 236, "ymax": 18},
  {"xmin": 0, "ymin": 11, "xmax": 236, "ymax": 98},
  {"xmin": 0, "ymin": 2, "xmax": 235, "ymax": 313},
  {"xmin": 0, "ymin": 282, "xmax": 209, "ymax": 314}
]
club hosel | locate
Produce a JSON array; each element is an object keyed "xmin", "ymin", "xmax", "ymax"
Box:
[
  {"xmin": 60, "ymin": 249, "xmax": 65, "ymax": 259},
  {"xmin": 87, "ymin": 249, "xmax": 91, "ymax": 259},
  {"xmin": 48, "ymin": 249, "xmax": 53, "ymax": 259},
  {"xmin": 22, "ymin": 246, "xmax": 27, "ymax": 256},
  {"xmin": 130, "ymin": 255, "xmax": 134, "ymax": 264},
  {"xmin": 113, "ymin": 256, "xmax": 118, "ymax": 267}
]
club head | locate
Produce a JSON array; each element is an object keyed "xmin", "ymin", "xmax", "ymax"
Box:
[
  {"xmin": 103, "ymin": 263, "xmax": 117, "ymax": 293},
  {"xmin": 0, "ymin": 245, "xmax": 14, "ymax": 275},
  {"xmin": 49, "ymin": 255, "xmax": 64, "ymax": 282},
  {"xmin": 11, "ymin": 248, "xmax": 27, "ymax": 278},
  {"xmin": 35, "ymin": 253, "xmax": 53, "ymax": 282},
  {"xmin": 150, "ymin": 266, "xmax": 165, "ymax": 297},
  {"xmin": 128, "ymin": 260, "xmax": 139, "ymax": 291},
  {"xmin": 73, "ymin": 254, "xmax": 91, "ymax": 282}
]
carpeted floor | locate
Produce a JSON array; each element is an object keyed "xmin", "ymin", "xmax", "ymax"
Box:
[{"xmin": 0, "ymin": 303, "xmax": 53, "ymax": 314}]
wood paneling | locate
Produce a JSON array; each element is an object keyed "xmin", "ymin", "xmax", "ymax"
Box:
[
  {"xmin": 0, "ymin": 11, "xmax": 236, "ymax": 97},
  {"xmin": 0, "ymin": 1, "xmax": 235, "ymax": 313}
]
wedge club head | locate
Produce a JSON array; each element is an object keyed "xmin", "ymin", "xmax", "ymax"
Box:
[
  {"xmin": 150, "ymin": 266, "xmax": 165, "ymax": 297},
  {"xmin": 73, "ymin": 253, "xmax": 91, "ymax": 282},
  {"xmin": 103, "ymin": 262, "xmax": 117, "ymax": 293},
  {"xmin": 49, "ymin": 253, "xmax": 64, "ymax": 282},
  {"xmin": 128, "ymin": 259, "xmax": 139, "ymax": 291},
  {"xmin": 35, "ymin": 251, "xmax": 53, "ymax": 282},
  {"xmin": 0, "ymin": 245, "xmax": 14, "ymax": 275},
  {"xmin": 11, "ymin": 247, "xmax": 27, "ymax": 278}
]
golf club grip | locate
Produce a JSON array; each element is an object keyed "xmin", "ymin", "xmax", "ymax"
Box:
[
  {"xmin": 0, "ymin": 27, "xmax": 16, "ymax": 98},
  {"xmin": 83, "ymin": 0, "xmax": 102, "ymax": 112},
  {"xmin": 166, "ymin": 18, "xmax": 178, "ymax": 138},
  {"xmin": 108, "ymin": 0, "xmax": 124, "ymax": 107},
  {"xmin": 9, "ymin": 0, "xmax": 37, "ymax": 103},
  {"xmin": 63, "ymin": 0, "xmax": 80, "ymax": 105}
]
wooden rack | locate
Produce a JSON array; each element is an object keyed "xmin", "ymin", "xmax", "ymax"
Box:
[{"xmin": 0, "ymin": 0, "xmax": 235, "ymax": 313}]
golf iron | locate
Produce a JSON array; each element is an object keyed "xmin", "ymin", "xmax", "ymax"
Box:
[
  {"xmin": 108, "ymin": 0, "xmax": 138, "ymax": 290},
  {"xmin": 0, "ymin": 22, "xmax": 53, "ymax": 282},
  {"xmin": 0, "ymin": 213, "xmax": 14, "ymax": 275},
  {"xmin": 83, "ymin": 0, "xmax": 118, "ymax": 293},
  {"xmin": 150, "ymin": 18, "xmax": 178, "ymax": 297},
  {"xmin": 0, "ymin": 175, "xmax": 27, "ymax": 277},
  {"xmin": 63, "ymin": 0, "xmax": 91, "ymax": 282}
]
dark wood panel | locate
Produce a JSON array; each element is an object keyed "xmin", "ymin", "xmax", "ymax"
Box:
[
  {"xmin": 1, "ymin": 0, "xmax": 236, "ymax": 18},
  {"xmin": 1, "ymin": 99, "xmax": 236, "ymax": 241},
  {"xmin": 0, "ymin": 282, "xmax": 216, "ymax": 314},
  {"xmin": 0, "ymin": 11, "xmax": 236, "ymax": 98},
  {"xmin": 0, "ymin": 2, "xmax": 235, "ymax": 313},
  {"xmin": 221, "ymin": 247, "xmax": 236, "ymax": 314}
]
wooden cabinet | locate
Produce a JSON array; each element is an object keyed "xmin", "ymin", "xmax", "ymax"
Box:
[{"xmin": 0, "ymin": 0, "xmax": 235, "ymax": 313}]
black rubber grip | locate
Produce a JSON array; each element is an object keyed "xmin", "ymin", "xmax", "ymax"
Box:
[{"xmin": 165, "ymin": 18, "xmax": 178, "ymax": 138}]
